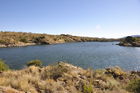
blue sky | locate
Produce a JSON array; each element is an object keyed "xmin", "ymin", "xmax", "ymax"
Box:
[{"xmin": 0, "ymin": 0, "xmax": 140, "ymax": 38}]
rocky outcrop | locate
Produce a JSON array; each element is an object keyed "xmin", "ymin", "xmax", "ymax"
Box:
[
  {"xmin": 0, "ymin": 62, "xmax": 139, "ymax": 93},
  {"xmin": 118, "ymin": 36, "xmax": 140, "ymax": 47}
]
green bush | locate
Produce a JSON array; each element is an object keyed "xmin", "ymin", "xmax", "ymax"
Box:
[
  {"xmin": 26, "ymin": 60, "xmax": 42, "ymax": 67},
  {"xmin": 126, "ymin": 79, "xmax": 140, "ymax": 93},
  {"xmin": 0, "ymin": 59, "xmax": 9, "ymax": 71},
  {"xmin": 83, "ymin": 83, "xmax": 93, "ymax": 93}
]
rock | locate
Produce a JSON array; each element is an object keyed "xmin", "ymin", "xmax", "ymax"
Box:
[{"xmin": 105, "ymin": 66, "xmax": 126, "ymax": 79}]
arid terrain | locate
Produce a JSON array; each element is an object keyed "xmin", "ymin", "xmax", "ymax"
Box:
[
  {"xmin": 0, "ymin": 32, "xmax": 118, "ymax": 47},
  {"xmin": 0, "ymin": 62, "xmax": 140, "ymax": 93}
]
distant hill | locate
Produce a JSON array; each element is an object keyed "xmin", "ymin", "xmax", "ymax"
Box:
[
  {"xmin": 131, "ymin": 35, "xmax": 140, "ymax": 37},
  {"xmin": 121, "ymin": 35, "xmax": 140, "ymax": 39},
  {"xmin": 0, "ymin": 31, "xmax": 119, "ymax": 47}
]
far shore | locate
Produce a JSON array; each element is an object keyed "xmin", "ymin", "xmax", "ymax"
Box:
[
  {"xmin": 0, "ymin": 41, "xmax": 120, "ymax": 48},
  {"xmin": 0, "ymin": 31, "xmax": 119, "ymax": 48}
]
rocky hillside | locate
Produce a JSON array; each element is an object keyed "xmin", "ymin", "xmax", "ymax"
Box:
[
  {"xmin": 0, "ymin": 32, "xmax": 118, "ymax": 47},
  {"xmin": 118, "ymin": 36, "xmax": 140, "ymax": 47},
  {"xmin": 0, "ymin": 62, "xmax": 140, "ymax": 93}
]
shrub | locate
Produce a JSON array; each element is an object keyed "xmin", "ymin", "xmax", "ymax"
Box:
[
  {"xmin": 83, "ymin": 83, "xmax": 93, "ymax": 93},
  {"xmin": 126, "ymin": 79, "xmax": 140, "ymax": 93},
  {"xmin": 26, "ymin": 60, "xmax": 42, "ymax": 67},
  {"xmin": 33, "ymin": 36, "xmax": 47, "ymax": 44},
  {"xmin": 19, "ymin": 37, "xmax": 28, "ymax": 43},
  {"xmin": 41, "ymin": 62, "xmax": 68, "ymax": 80},
  {"xmin": 125, "ymin": 36, "xmax": 136, "ymax": 43},
  {"xmin": 0, "ymin": 59, "xmax": 9, "ymax": 71}
]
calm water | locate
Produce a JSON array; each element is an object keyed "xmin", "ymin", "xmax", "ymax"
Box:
[{"xmin": 0, "ymin": 42, "xmax": 140, "ymax": 70}]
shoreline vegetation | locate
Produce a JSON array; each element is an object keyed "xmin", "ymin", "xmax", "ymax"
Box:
[
  {"xmin": 0, "ymin": 60, "xmax": 140, "ymax": 93},
  {"xmin": 0, "ymin": 31, "xmax": 119, "ymax": 48},
  {"xmin": 118, "ymin": 36, "xmax": 140, "ymax": 47}
]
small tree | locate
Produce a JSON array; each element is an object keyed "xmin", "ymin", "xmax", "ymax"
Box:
[
  {"xmin": 26, "ymin": 60, "xmax": 42, "ymax": 67},
  {"xmin": 33, "ymin": 36, "xmax": 48, "ymax": 44},
  {"xmin": 125, "ymin": 36, "xmax": 136, "ymax": 43},
  {"xmin": 0, "ymin": 59, "xmax": 9, "ymax": 71}
]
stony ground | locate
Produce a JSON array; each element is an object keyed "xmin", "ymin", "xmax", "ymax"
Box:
[{"xmin": 0, "ymin": 62, "xmax": 139, "ymax": 93}]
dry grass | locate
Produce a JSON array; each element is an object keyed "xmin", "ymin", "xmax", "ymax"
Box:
[
  {"xmin": 0, "ymin": 62, "xmax": 139, "ymax": 93},
  {"xmin": 0, "ymin": 31, "xmax": 118, "ymax": 47}
]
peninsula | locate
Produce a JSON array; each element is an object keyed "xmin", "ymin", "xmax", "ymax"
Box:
[{"xmin": 118, "ymin": 36, "xmax": 140, "ymax": 47}]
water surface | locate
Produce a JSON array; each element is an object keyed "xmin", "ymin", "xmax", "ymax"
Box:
[{"xmin": 0, "ymin": 42, "xmax": 140, "ymax": 70}]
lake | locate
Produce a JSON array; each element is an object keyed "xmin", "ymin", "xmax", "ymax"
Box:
[{"xmin": 0, "ymin": 42, "xmax": 140, "ymax": 71}]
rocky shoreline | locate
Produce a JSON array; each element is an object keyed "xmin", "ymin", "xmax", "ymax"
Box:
[
  {"xmin": 118, "ymin": 42, "xmax": 140, "ymax": 47},
  {"xmin": 0, "ymin": 43, "xmax": 36, "ymax": 48}
]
